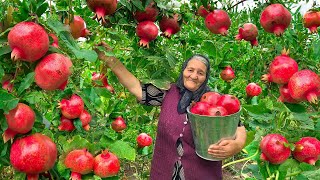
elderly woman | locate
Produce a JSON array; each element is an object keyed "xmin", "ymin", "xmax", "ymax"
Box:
[{"xmin": 96, "ymin": 43, "xmax": 246, "ymax": 180}]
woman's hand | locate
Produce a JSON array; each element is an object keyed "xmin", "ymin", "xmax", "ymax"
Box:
[{"xmin": 94, "ymin": 41, "xmax": 118, "ymax": 68}]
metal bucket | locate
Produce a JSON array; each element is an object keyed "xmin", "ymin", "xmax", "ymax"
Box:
[{"xmin": 187, "ymin": 107, "xmax": 241, "ymax": 161}]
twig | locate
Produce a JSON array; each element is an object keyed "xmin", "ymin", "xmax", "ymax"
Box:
[
  {"xmin": 222, "ymin": 149, "xmax": 259, "ymax": 168},
  {"xmin": 227, "ymin": 0, "xmax": 248, "ymax": 11}
]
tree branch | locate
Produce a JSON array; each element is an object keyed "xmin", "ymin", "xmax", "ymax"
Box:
[{"xmin": 227, "ymin": 0, "xmax": 248, "ymax": 11}]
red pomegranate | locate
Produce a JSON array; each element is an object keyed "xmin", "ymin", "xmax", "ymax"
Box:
[
  {"xmin": 293, "ymin": 137, "xmax": 320, "ymax": 165},
  {"xmin": 260, "ymin": 134, "xmax": 291, "ymax": 164},
  {"xmin": 200, "ymin": 91, "xmax": 221, "ymax": 106},
  {"xmin": 197, "ymin": 5, "xmax": 211, "ymax": 18},
  {"xmin": 137, "ymin": 133, "xmax": 153, "ymax": 148},
  {"xmin": 246, "ymin": 83, "xmax": 262, "ymax": 97},
  {"xmin": 58, "ymin": 80, "xmax": 68, "ymax": 90},
  {"xmin": 216, "ymin": 94, "xmax": 241, "ymax": 115},
  {"xmin": 10, "ymin": 133, "xmax": 57, "ymax": 179},
  {"xmin": 159, "ymin": 14, "xmax": 181, "ymax": 38},
  {"xmin": 190, "ymin": 101, "xmax": 210, "ymax": 115},
  {"xmin": 67, "ymin": 15, "xmax": 91, "ymax": 39},
  {"xmin": 101, "ymin": 75, "xmax": 115, "ymax": 94},
  {"xmin": 58, "ymin": 94, "xmax": 85, "ymax": 119},
  {"xmin": 136, "ymin": 21, "xmax": 158, "ymax": 48},
  {"xmin": 64, "ymin": 149, "xmax": 94, "ymax": 179},
  {"xmin": 58, "ymin": 116, "xmax": 75, "ymax": 132},
  {"xmin": 79, "ymin": 109, "xmax": 92, "ymax": 130},
  {"xmin": 86, "ymin": 0, "xmax": 118, "ymax": 24},
  {"xmin": 111, "ymin": 116, "xmax": 127, "ymax": 132},
  {"xmin": 220, "ymin": 66, "xmax": 235, "ymax": 82},
  {"xmin": 49, "ymin": 33, "xmax": 59, "ymax": 48},
  {"xmin": 260, "ymin": 4, "xmax": 291, "ymax": 36},
  {"xmin": 261, "ymin": 49, "xmax": 298, "ymax": 85},
  {"xmin": 35, "ymin": 53, "xmax": 73, "ymax": 90},
  {"xmin": 278, "ymin": 84, "xmax": 299, "ymax": 103},
  {"xmin": 205, "ymin": 10, "xmax": 231, "ymax": 35},
  {"xmin": 134, "ymin": 1, "xmax": 159, "ymax": 22},
  {"xmin": 3, "ymin": 103, "xmax": 35, "ymax": 143},
  {"xmin": 93, "ymin": 150, "xmax": 120, "ymax": 178},
  {"xmin": 235, "ymin": 23, "xmax": 258, "ymax": 46},
  {"xmin": 206, "ymin": 106, "xmax": 228, "ymax": 116},
  {"xmin": 2, "ymin": 76, "xmax": 14, "ymax": 92},
  {"xmin": 8, "ymin": 21, "xmax": 49, "ymax": 62},
  {"xmin": 303, "ymin": 11, "xmax": 320, "ymax": 34},
  {"xmin": 288, "ymin": 69, "xmax": 320, "ymax": 104}
]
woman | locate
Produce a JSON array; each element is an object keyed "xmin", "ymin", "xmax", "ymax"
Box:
[{"xmin": 95, "ymin": 42, "xmax": 246, "ymax": 180}]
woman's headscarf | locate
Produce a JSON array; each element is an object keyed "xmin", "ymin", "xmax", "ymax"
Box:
[{"xmin": 176, "ymin": 54, "xmax": 211, "ymax": 114}]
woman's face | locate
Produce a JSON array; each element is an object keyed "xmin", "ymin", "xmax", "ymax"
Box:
[{"xmin": 183, "ymin": 58, "xmax": 207, "ymax": 92}]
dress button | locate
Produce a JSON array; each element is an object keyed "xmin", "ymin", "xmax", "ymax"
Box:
[
  {"xmin": 184, "ymin": 121, "xmax": 187, "ymax": 125},
  {"xmin": 180, "ymin": 133, "xmax": 183, "ymax": 137}
]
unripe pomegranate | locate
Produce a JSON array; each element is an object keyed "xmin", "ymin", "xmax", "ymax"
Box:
[
  {"xmin": 58, "ymin": 116, "xmax": 75, "ymax": 132},
  {"xmin": 260, "ymin": 134, "xmax": 291, "ymax": 164},
  {"xmin": 190, "ymin": 101, "xmax": 210, "ymax": 115},
  {"xmin": 200, "ymin": 91, "xmax": 221, "ymax": 106},
  {"xmin": 216, "ymin": 94, "xmax": 241, "ymax": 115},
  {"xmin": 205, "ymin": 10, "xmax": 231, "ymax": 36},
  {"xmin": 293, "ymin": 137, "xmax": 320, "ymax": 165},
  {"xmin": 303, "ymin": 11, "xmax": 320, "ymax": 34},
  {"xmin": 93, "ymin": 150, "xmax": 120, "ymax": 178},
  {"xmin": 159, "ymin": 14, "xmax": 181, "ymax": 38},
  {"xmin": 64, "ymin": 149, "xmax": 94, "ymax": 179},
  {"xmin": 235, "ymin": 23, "xmax": 258, "ymax": 46},
  {"xmin": 261, "ymin": 49, "xmax": 298, "ymax": 85},
  {"xmin": 220, "ymin": 66, "xmax": 235, "ymax": 82},
  {"xmin": 134, "ymin": 1, "xmax": 159, "ymax": 22},
  {"xmin": 197, "ymin": 5, "xmax": 211, "ymax": 18},
  {"xmin": 58, "ymin": 94, "xmax": 85, "ymax": 119},
  {"xmin": 136, "ymin": 21, "xmax": 158, "ymax": 48},
  {"xmin": 49, "ymin": 33, "xmax": 59, "ymax": 48},
  {"xmin": 288, "ymin": 69, "xmax": 320, "ymax": 104},
  {"xmin": 10, "ymin": 133, "xmax": 57, "ymax": 178},
  {"xmin": 86, "ymin": 0, "xmax": 118, "ymax": 24},
  {"xmin": 67, "ymin": 15, "xmax": 91, "ymax": 39},
  {"xmin": 79, "ymin": 109, "xmax": 92, "ymax": 130},
  {"xmin": 111, "ymin": 116, "xmax": 127, "ymax": 132},
  {"xmin": 3, "ymin": 103, "xmax": 35, "ymax": 143},
  {"xmin": 246, "ymin": 83, "xmax": 262, "ymax": 97},
  {"xmin": 35, "ymin": 53, "xmax": 73, "ymax": 90},
  {"xmin": 206, "ymin": 106, "xmax": 228, "ymax": 116},
  {"xmin": 278, "ymin": 84, "xmax": 299, "ymax": 103},
  {"xmin": 8, "ymin": 21, "xmax": 49, "ymax": 62},
  {"xmin": 260, "ymin": 4, "xmax": 291, "ymax": 36},
  {"xmin": 137, "ymin": 133, "xmax": 153, "ymax": 148}
]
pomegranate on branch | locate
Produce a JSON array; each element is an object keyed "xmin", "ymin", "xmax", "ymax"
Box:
[
  {"xmin": 64, "ymin": 149, "xmax": 94, "ymax": 180},
  {"xmin": 86, "ymin": 0, "xmax": 118, "ymax": 24},
  {"xmin": 293, "ymin": 137, "xmax": 320, "ymax": 165},
  {"xmin": 58, "ymin": 94, "xmax": 85, "ymax": 120},
  {"xmin": 220, "ymin": 66, "xmax": 235, "ymax": 82},
  {"xmin": 136, "ymin": 21, "xmax": 158, "ymax": 48},
  {"xmin": 260, "ymin": 134, "xmax": 291, "ymax": 164},
  {"xmin": 159, "ymin": 14, "xmax": 181, "ymax": 38},
  {"xmin": 205, "ymin": 9, "xmax": 231, "ymax": 36},
  {"xmin": 303, "ymin": 11, "xmax": 320, "ymax": 34},
  {"xmin": 65, "ymin": 15, "xmax": 91, "ymax": 39},
  {"xmin": 94, "ymin": 150, "xmax": 120, "ymax": 178},
  {"xmin": 235, "ymin": 23, "xmax": 258, "ymax": 46},
  {"xmin": 134, "ymin": 1, "xmax": 159, "ymax": 22}
]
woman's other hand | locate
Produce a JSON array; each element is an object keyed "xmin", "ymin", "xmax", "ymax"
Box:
[{"xmin": 94, "ymin": 41, "xmax": 118, "ymax": 68}]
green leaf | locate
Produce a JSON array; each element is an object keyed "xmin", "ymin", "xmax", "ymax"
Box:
[
  {"xmin": 61, "ymin": 135, "xmax": 94, "ymax": 153},
  {"xmin": 17, "ymin": 72, "xmax": 34, "ymax": 95},
  {"xmin": 0, "ymin": 90, "xmax": 19, "ymax": 113},
  {"xmin": 0, "ymin": 143, "xmax": 8, "ymax": 156},
  {"xmin": 46, "ymin": 17, "xmax": 69, "ymax": 34},
  {"xmin": 73, "ymin": 119, "xmax": 83, "ymax": 131},
  {"xmin": 285, "ymin": 103, "xmax": 307, "ymax": 113},
  {"xmin": 22, "ymin": 91, "xmax": 45, "ymax": 104},
  {"xmin": 35, "ymin": 2, "xmax": 48, "ymax": 17},
  {"xmin": 0, "ymin": 46, "xmax": 11, "ymax": 57},
  {"xmin": 108, "ymin": 140, "xmax": 136, "ymax": 161},
  {"xmin": 73, "ymin": 49, "xmax": 98, "ymax": 62},
  {"xmin": 292, "ymin": 113, "xmax": 314, "ymax": 130},
  {"xmin": 278, "ymin": 159, "xmax": 300, "ymax": 177},
  {"xmin": 0, "ymin": 64, "xmax": 4, "ymax": 78},
  {"xmin": 132, "ymin": 0, "xmax": 144, "ymax": 10}
]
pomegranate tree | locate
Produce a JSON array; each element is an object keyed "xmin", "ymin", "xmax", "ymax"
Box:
[
  {"xmin": 66, "ymin": 15, "xmax": 91, "ymax": 39},
  {"xmin": 8, "ymin": 21, "xmax": 49, "ymax": 62},
  {"xmin": 59, "ymin": 94, "xmax": 85, "ymax": 119},
  {"xmin": 3, "ymin": 103, "xmax": 35, "ymax": 143},
  {"xmin": 246, "ymin": 83, "xmax": 262, "ymax": 97},
  {"xmin": 93, "ymin": 150, "xmax": 120, "ymax": 178},
  {"xmin": 220, "ymin": 66, "xmax": 235, "ymax": 82},
  {"xmin": 159, "ymin": 14, "xmax": 181, "ymax": 38},
  {"xmin": 35, "ymin": 53, "xmax": 73, "ymax": 90},
  {"xmin": 261, "ymin": 49, "xmax": 298, "ymax": 85},
  {"xmin": 111, "ymin": 116, "xmax": 127, "ymax": 132},
  {"xmin": 235, "ymin": 23, "xmax": 258, "ymax": 46},
  {"xmin": 278, "ymin": 84, "xmax": 299, "ymax": 103},
  {"xmin": 205, "ymin": 10, "xmax": 231, "ymax": 35},
  {"xmin": 137, "ymin": 133, "xmax": 153, "ymax": 148},
  {"xmin": 10, "ymin": 133, "xmax": 57, "ymax": 179},
  {"xmin": 136, "ymin": 21, "xmax": 158, "ymax": 48},
  {"xmin": 293, "ymin": 137, "xmax": 320, "ymax": 165},
  {"xmin": 86, "ymin": 0, "xmax": 118, "ymax": 24},
  {"xmin": 288, "ymin": 69, "xmax": 320, "ymax": 104},
  {"xmin": 303, "ymin": 11, "xmax": 320, "ymax": 33},
  {"xmin": 134, "ymin": 1, "xmax": 159, "ymax": 22},
  {"xmin": 200, "ymin": 91, "xmax": 221, "ymax": 106},
  {"xmin": 216, "ymin": 94, "xmax": 241, "ymax": 115},
  {"xmin": 260, "ymin": 134, "xmax": 291, "ymax": 164},
  {"xmin": 260, "ymin": 4, "xmax": 291, "ymax": 36},
  {"xmin": 64, "ymin": 149, "xmax": 94, "ymax": 180}
]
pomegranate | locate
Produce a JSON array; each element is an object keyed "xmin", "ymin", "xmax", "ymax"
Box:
[
  {"xmin": 288, "ymin": 69, "xmax": 320, "ymax": 104},
  {"xmin": 197, "ymin": 5, "xmax": 211, "ymax": 18},
  {"xmin": 216, "ymin": 94, "xmax": 241, "ymax": 115},
  {"xmin": 64, "ymin": 149, "xmax": 94, "ymax": 179},
  {"xmin": 303, "ymin": 11, "xmax": 320, "ymax": 34},
  {"xmin": 278, "ymin": 84, "xmax": 299, "ymax": 103},
  {"xmin": 2, "ymin": 76, "xmax": 14, "ymax": 92},
  {"xmin": 205, "ymin": 10, "xmax": 231, "ymax": 35},
  {"xmin": 59, "ymin": 94, "xmax": 85, "ymax": 119},
  {"xmin": 293, "ymin": 137, "xmax": 320, "ymax": 165},
  {"xmin": 111, "ymin": 116, "xmax": 127, "ymax": 132},
  {"xmin": 58, "ymin": 80, "xmax": 68, "ymax": 90},
  {"xmin": 79, "ymin": 109, "xmax": 92, "ymax": 129},
  {"xmin": 159, "ymin": 14, "xmax": 181, "ymax": 38},
  {"xmin": 58, "ymin": 116, "xmax": 75, "ymax": 132},
  {"xmin": 10, "ymin": 133, "xmax": 57, "ymax": 178},
  {"xmin": 101, "ymin": 75, "xmax": 115, "ymax": 94},
  {"xmin": 49, "ymin": 33, "xmax": 59, "ymax": 48},
  {"xmin": 86, "ymin": 0, "xmax": 118, "ymax": 24},
  {"xmin": 190, "ymin": 101, "xmax": 210, "ymax": 115},
  {"xmin": 66, "ymin": 15, "xmax": 91, "ymax": 39},
  {"xmin": 137, "ymin": 133, "xmax": 153, "ymax": 148},
  {"xmin": 220, "ymin": 66, "xmax": 235, "ymax": 82},
  {"xmin": 8, "ymin": 21, "xmax": 49, "ymax": 62},
  {"xmin": 206, "ymin": 106, "xmax": 228, "ymax": 116},
  {"xmin": 93, "ymin": 150, "xmax": 120, "ymax": 178},
  {"xmin": 200, "ymin": 91, "xmax": 221, "ymax": 106},
  {"xmin": 260, "ymin": 134, "xmax": 291, "ymax": 164},
  {"xmin": 260, "ymin": 4, "xmax": 291, "ymax": 36},
  {"xmin": 246, "ymin": 83, "xmax": 262, "ymax": 97},
  {"xmin": 136, "ymin": 21, "xmax": 158, "ymax": 48},
  {"xmin": 261, "ymin": 49, "xmax": 298, "ymax": 85},
  {"xmin": 35, "ymin": 53, "xmax": 73, "ymax": 90},
  {"xmin": 3, "ymin": 103, "xmax": 35, "ymax": 143},
  {"xmin": 235, "ymin": 23, "xmax": 258, "ymax": 46},
  {"xmin": 134, "ymin": 1, "xmax": 159, "ymax": 22}
]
